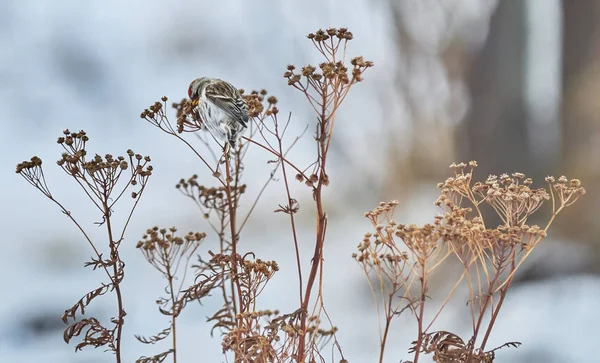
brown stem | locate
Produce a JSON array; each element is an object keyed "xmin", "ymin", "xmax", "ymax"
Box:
[
  {"xmin": 470, "ymin": 275, "xmax": 498, "ymax": 349},
  {"xmin": 379, "ymin": 293, "xmax": 395, "ymax": 363},
  {"xmin": 480, "ymin": 285, "xmax": 509, "ymax": 352},
  {"xmin": 242, "ymin": 136, "xmax": 308, "ymax": 179},
  {"xmin": 466, "ymin": 249, "xmax": 507, "ymax": 361},
  {"xmin": 480, "ymin": 249, "xmax": 517, "ymax": 351},
  {"xmin": 163, "ymin": 255, "xmax": 178, "ymax": 363},
  {"xmin": 223, "ymin": 150, "xmax": 245, "ymax": 361},
  {"xmin": 274, "ymin": 118, "xmax": 304, "ymax": 305},
  {"xmin": 104, "ymin": 206, "xmax": 123, "ymax": 363},
  {"xmin": 219, "ymin": 211, "xmax": 238, "ymax": 328},
  {"xmin": 296, "ymin": 194, "xmax": 326, "ymax": 362},
  {"xmin": 297, "ymin": 104, "xmax": 330, "ymax": 362},
  {"xmin": 412, "ymin": 262, "xmax": 427, "ymax": 363}
]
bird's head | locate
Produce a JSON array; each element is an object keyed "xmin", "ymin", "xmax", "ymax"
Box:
[{"xmin": 188, "ymin": 77, "xmax": 210, "ymax": 106}]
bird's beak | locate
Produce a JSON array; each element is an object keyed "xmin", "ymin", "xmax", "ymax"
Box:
[{"xmin": 191, "ymin": 99, "xmax": 199, "ymax": 106}]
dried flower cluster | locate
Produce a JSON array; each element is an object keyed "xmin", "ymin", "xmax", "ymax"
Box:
[
  {"xmin": 176, "ymin": 174, "xmax": 247, "ymax": 217},
  {"xmin": 241, "ymin": 89, "xmax": 279, "ymax": 118},
  {"xmin": 137, "ymin": 227, "xmax": 205, "ymax": 274},
  {"xmin": 355, "ymin": 162, "xmax": 585, "ymax": 363},
  {"xmin": 17, "ymin": 130, "xmax": 153, "ymax": 362},
  {"xmin": 285, "ymin": 28, "xmax": 372, "ymax": 88},
  {"xmin": 282, "ymin": 28, "xmax": 372, "ymax": 197},
  {"xmin": 135, "ymin": 227, "xmax": 205, "ymax": 363}
]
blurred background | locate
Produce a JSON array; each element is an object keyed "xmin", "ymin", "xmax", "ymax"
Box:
[{"xmin": 1, "ymin": 0, "xmax": 599, "ymax": 362}]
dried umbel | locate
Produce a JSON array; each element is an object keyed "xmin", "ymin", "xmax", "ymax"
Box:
[
  {"xmin": 17, "ymin": 130, "xmax": 152, "ymax": 202},
  {"xmin": 356, "ymin": 162, "xmax": 585, "ymax": 363},
  {"xmin": 242, "ymin": 90, "xmax": 274, "ymax": 118},
  {"xmin": 284, "ymin": 28, "xmax": 373, "ymax": 127},
  {"xmin": 176, "ymin": 174, "xmax": 247, "ymax": 216},
  {"xmin": 17, "ymin": 130, "xmax": 153, "ymax": 361},
  {"xmin": 137, "ymin": 227, "xmax": 206, "ymax": 276},
  {"xmin": 142, "ymin": 96, "xmax": 203, "ymax": 139},
  {"xmin": 135, "ymin": 227, "xmax": 206, "ymax": 363}
]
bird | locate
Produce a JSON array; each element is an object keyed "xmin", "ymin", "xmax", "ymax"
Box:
[{"xmin": 187, "ymin": 77, "xmax": 249, "ymax": 149}]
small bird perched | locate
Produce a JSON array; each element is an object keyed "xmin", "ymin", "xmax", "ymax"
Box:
[{"xmin": 188, "ymin": 77, "xmax": 249, "ymax": 149}]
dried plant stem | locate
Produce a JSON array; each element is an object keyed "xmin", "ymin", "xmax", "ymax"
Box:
[
  {"xmin": 465, "ymin": 246, "xmax": 514, "ymax": 361},
  {"xmin": 103, "ymin": 204, "xmax": 124, "ymax": 363},
  {"xmin": 480, "ymin": 278, "xmax": 511, "ymax": 352},
  {"xmin": 274, "ymin": 115, "xmax": 304, "ymax": 305},
  {"xmin": 424, "ymin": 271, "xmax": 467, "ymax": 333},
  {"xmin": 51, "ymin": 197, "xmax": 112, "ymax": 281},
  {"xmin": 478, "ymin": 246, "xmax": 516, "ymax": 354},
  {"xmin": 299, "ymin": 201, "xmax": 326, "ymax": 357},
  {"xmin": 282, "ymin": 32, "xmax": 371, "ymax": 359},
  {"xmin": 143, "ymin": 102, "xmax": 223, "ymax": 187},
  {"xmin": 412, "ymin": 262, "xmax": 428, "ymax": 363},
  {"xmin": 242, "ymin": 136, "xmax": 308, "ymax": 179},
  {"xmin": 165, "ymin": 261, "xmax": 178, "ymax": 363},
  {"xmin": 471, "ymin": 273, "xmax": 499, "ymax": 347},
  {"xmin": 223, "ymin": 151, "xmax": 244, "ymax": 344},
  {"xmin": 378, "ymin": 288, "xmax": 395, "ymax": 363},
  {"xmin": 297, "ymin": 122, "xmax": 329, "ymax": 362}
]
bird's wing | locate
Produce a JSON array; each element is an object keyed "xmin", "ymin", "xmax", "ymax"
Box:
[{"xmin": 205, "ymin": 81, "xmax": 249, "ymax": 128}]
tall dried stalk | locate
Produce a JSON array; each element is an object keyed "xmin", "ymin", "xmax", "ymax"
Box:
[
  {"xmin": 140, "ymin": 27, "xmax": 371, "ymax": 363},
  {"xmin": 17, "ymin": 130, "xmax": 152, "ymax": 362},
  {"xmin": 281, "ymin": 28, "xmax": 373, "ymax": 362}
]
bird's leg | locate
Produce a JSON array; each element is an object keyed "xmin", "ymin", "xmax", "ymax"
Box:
[{"xmin": 222, "ymin": 142, "xmax": 229, "ymax": 154}]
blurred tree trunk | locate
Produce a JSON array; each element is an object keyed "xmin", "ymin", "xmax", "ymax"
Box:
[
  {"xmin": 459, "ymin": 1, "xmax": 529, "ymax": 178},
  {"xmin": 458, "ymin": 1, "xmax": 530, "ymax": 229},
  {"xmin": 462, "ymin": 0, "xmax": 599, "ymax": 247},
  {"xmin": 560, "ymin": 0, "xmax": 600, "ymax": 245}
]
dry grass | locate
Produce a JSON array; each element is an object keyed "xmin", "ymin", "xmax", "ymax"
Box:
[{"xmin": 16, "ymin": 28, "xmax": 584, "ymax": 363}]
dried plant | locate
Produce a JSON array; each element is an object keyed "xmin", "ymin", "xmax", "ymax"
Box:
[
  {"xmin": 355, "ymin": 162, "xmax": 585, "ymax": 363},
  {"xmin": 16, "ymin": 130, "xmax": 152, "ymax": 362},
  {"xmin": 15, "ymin": 27, "xmax": 585, "ymax": 363},
  {"xmin": 134, "ymin": 227, "xmax": 206, "ymax": 363},
  {"xmin": 134, "ymin": 27, "xmax": 370, "ymax": 363},
  {"xmin": 136, "ymin": 26, "xmax": 371, "ymax": 363}
]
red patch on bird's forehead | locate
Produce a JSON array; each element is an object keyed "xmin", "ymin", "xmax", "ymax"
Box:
[{"xmin": 188, "ymin": 86, "xmax": 193, "ymax": 98}]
